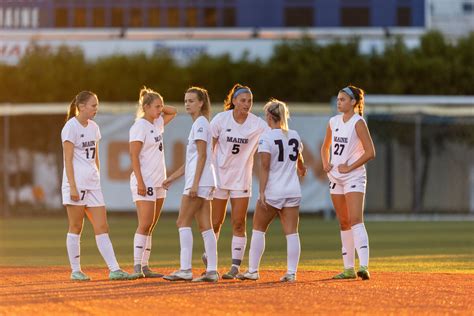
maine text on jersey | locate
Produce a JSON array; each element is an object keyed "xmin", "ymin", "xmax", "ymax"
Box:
[
  {"xmin": 334, "ymin": 136, "xmax": 348, "ymax": 144},
  {"xmin": 82, "ymin": 140, "xmax": 96, "ymax": 148},
  {"xmin": 227, "ymin": 136, "xmax": 249, "ymax": 144}
]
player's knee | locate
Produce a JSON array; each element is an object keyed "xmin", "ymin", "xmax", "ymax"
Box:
[
  {"xmin": 94, "ymin": 223, "xmax": 109, "ymax": 234},
  {"xmin": 138, "ymin": 222, "xmax": 153, "ymax": 233},
  {"xmin": 339, "ymin": 221, "xmax": 352, "ymax": 230},
  {"xmin": 69, "ymin": 223, "xmax": 83, "ymax": 234},
  {"xmin": 232, "ymin": 220, "xmax": 246, "ymax": 234}
]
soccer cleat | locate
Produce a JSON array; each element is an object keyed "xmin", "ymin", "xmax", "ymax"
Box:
[
  {"xmin": 109, "ymin": 269, "xmax": 133, "ymax": 281},
  {"xmin": 357, "ymin": 266, "xmax": 371, "ymax": 280},
  {"xmin": 142, "ymin": 266, "xmax": 164, "ymax": 278},
  {"xmin": 71, "ymin": 271, "xmax": 91, "ymax": 281},
  {"xmin": 129, "ymin": 264, "xmax": 145, "ymax": 279},
  {"xmin": 280, "ymin": 273, "xmax": 296, "ymax": 282},
  {"xmin": 222, "ymin": 265, "xmax": 240, "ymax": 279},
  {"xmin": 163, "ymin": 269, "xmax": 193, "ymax": 281},
  {"xmin": 332, "ymin": 268, "xmax": 357, "ymax": 279},
  {"xmin": 236, "ymin": 270, "xmax": 259, "ymax": 281},
  {"xmin": 192, "ymin": 270, "xmax": 219, "ymax": 283}
]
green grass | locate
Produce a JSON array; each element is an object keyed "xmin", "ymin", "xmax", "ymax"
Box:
[{"xmin": 0, "ymin": 215, "xmax": 473, "ymax": 273}]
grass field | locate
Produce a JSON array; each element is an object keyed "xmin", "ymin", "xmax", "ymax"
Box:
[{"xmin": 1, "ymin": 214, "xmax": 473, "ymax": 273}]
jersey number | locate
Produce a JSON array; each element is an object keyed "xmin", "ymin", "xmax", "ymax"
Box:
[
  {"xmin": 333, "ymin": 144, "xmax": 345, "ymax": 156},
  {"xmin": 159, "ymin": 142, "xmax": 163, "ymax": 152},
  {"xmin": 147, "ymin": 187, "xmax": 154, "ymax": 196},
  {"xmin": 232, "ymin": 144, "xmax": 240, "ymax": 154},
  {"xmin": 80, "ymin": 190, "xmax": 86, "ymax": 200},
  {"xmin": 85, "ymin": 147, "xmax": 96, "ymax": 159},
  {"xmin": 274, "ymin": 139, "xmax": 299, "ymax": 162}
]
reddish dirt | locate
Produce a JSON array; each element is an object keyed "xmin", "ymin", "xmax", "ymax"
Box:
[{"xmin": 0, "ymin": 267, "xmax": 473, "ymax": 315}]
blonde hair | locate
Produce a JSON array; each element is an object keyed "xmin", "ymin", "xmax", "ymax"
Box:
[
  {"xmin": 264, "ymin": 98, "xmax": 290, "ymax": 135},
  {"xmin": 65, "ymin": 91, "xmax": 96, "ymax": 122},
  {"xmin": 186, "ymin": 86, "xmax": 211, "ymax": 120},
  {"xmin": 136, "ymin": 86, "xmax": 163, "ymax": 120}
]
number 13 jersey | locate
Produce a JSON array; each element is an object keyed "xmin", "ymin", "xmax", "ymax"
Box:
[
  {"xmin": 61, "ymin": 117, "xmax": 101, "ymax": 190},
  {"xmin": 210, "ymin": 110, "xmax": 269, "ymax": 190},
  {"xmin": 328, "ymin": 114, "xmax": 366, "ymax": 181}
]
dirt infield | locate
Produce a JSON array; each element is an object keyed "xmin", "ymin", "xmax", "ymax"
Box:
[{"xmin": 0, "ymin": 267, "xmax": 473, "ymax": 315}]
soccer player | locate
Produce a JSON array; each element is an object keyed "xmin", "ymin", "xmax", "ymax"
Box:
[
  {"xmin": 129, "ymin": 87, "xmax": 177, "ymax": 279},
  {"xmin": 62, "ymin": 91, "xmax": 132, "ymax": 281},
  {"xmin": 321, "ymin": 85, "xmax": 376, "ymax": 280},
  {"xmin": 206, "ymin": 84, "xmax": 269, "ymax": 279},
  {"xmin": 162, "ymin": 87, "xmax": 218, "ymax": 282},
  {"xmin": 237, "ymin": 99, "xmax": 306, "ymax": 282}
]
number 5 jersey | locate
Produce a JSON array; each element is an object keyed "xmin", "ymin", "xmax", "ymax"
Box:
[
  {"xmin": 61, "ymin": 117, "xmax": 101, "ymax": 190},
  {"xmin": 328, "ymin": 113, "xmax": 366, "ymax": 182}
]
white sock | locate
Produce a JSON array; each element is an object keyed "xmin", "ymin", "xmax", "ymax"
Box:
[
  {"xmin": 142, "ymin": 235, "xmax": 152, "ymax": 267},
  {"xmin": 179, "ymin": 227, "xmax": 193, "ymax": 270},
  {"xmin": 95, "ymin": 233, "xmax": 120, "ymax": 271},
  {"xmin": 66, "ymin": 233, "xmax": 81, "ymax": 272},
  {"xmin": 248, "ymin": 230, "xmax": 265, "ymax": 273},
  {"xmin": 133, "ymin": 233, "xmax": 147, "ymax": 266},
  {"xmin": 352, "ymin": 223, "xmax": 369, "ymax": 267},
  {"xmin": 231, "ymin": 235, "xmax": 247, "ymax": 267},
  {"xmin": 340, "ymin": 230, "xmax": 355, "ymax": 269},
  {"xmin": 286, "ymin": 233, "xmax": 300, "ymax": 275},
  {"xmin": 202, "ymin": 229, "xmax": 217, "ymax": 271}
]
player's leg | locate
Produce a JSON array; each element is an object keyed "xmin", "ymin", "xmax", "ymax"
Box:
[
  {"xmin": 132, "ymin": 200, "xmax": 155, "ymax": 278},
  {"xmin": 222, "ymin": 196, "xmax": 249, "ymax": 279},
  {"xmin": 141, "ymin": 196, "xmax": 165, "ymax": 278},
  {"xmin": 238, "ymin": 201, "xmax": 277, "ymax": 281},
  {"xmin": 279, "ymin": 203, "xmax": 300, "ymax": 282},
  {"xmin": 66, "ymin": 205, "xmax": 89, "ymax": 281},
  {"xmin": 346, "ymin": 191, "xmax": 370, "ymax": 280},
  {"xmin": 202, "ymin": 195, "xmax": 228, "ymax": 269}
]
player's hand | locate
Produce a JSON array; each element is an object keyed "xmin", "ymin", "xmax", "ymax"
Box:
[
  {"xmin": 70, "ymin": 186, "xmax": 80, "ymax": 202},
  {"xmin": 297, "ymin": 165, "xmax": 307, "ymax": 177},
  {"xmin": 258, "ymin": 192, "xmax": 267, "ymax": 210},
  {"xmin": 323, "ymin": 163, "xmax": 333, "ymax": 173},
  {"xmin": 338, "ymin": 163, "xmax": 351, "ymax": 174},
  {"xmin": 189, "ymin": 184, "xmax": 198, "ymax": 198},
  {"xmin": 137, "ymin": 182, "xmax": 146, "ymax": 196},
  {"xmin": 162, "ymin": 178, "xmax": 172, "ymax": 190}
]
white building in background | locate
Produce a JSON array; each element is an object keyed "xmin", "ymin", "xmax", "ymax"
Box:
[{"xmin": 428, "ymin": 0, "xmax": 474, "ymax": 37}]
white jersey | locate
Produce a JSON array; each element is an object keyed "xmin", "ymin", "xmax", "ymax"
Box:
[
  {"xmin": 185, "ymin": 116, "xmax": 216, "ymax": 190},
  {"xmin": 328, "ymin": 114, "xmax": 366, "ymax": 181},
  {"xmin": 61, "ymin": 117, "xmax": 101, "ymax": 190},
  {"xmin": 258, "ymin": 129, "xmax": 302, "ymax": 199},
  {"xmin": 129, "ymin": 116, "xmax": 166, "ymax": 188},
  {"xmin": 210, "ymin": 110, "xmax": 269, "ymax": 190}
]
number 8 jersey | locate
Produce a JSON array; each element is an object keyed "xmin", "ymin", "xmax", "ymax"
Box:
[
  {"xmin": 210, "ymin": 110, "xmax": 269, "ymax": 190},
  {"xmin": 61, "ymin": 117, "xmax": 101, "ymax": 190},
  {"xmin": 258, "ymin": 129, "xmax": 303, "ymax": 199},
  {"xmin": 328, "ymin": 113, "xmax": 366, "ymax": 181}
]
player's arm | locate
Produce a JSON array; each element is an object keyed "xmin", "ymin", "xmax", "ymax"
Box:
[
  {"xmin": 341, "ymin": 120, "xmax": 376, "ymax": 173},
  {"xmin": 94, "ymin": 143, "xmax": 100, "ymax": 171},
  {"xmin": 162, "ymin": 164, "xmax": 185, "ymax": 190},
  {"xmin": 297, "ymin": 152, "xmax": 307, "ymax": 177},
  {"xmin": 130, "ymin": 141, "xmax": 146, "ymax": 196},
  {"xmin": 190, "ymin": 139, "xmax": 207, "ymax": 198},
  {"xmin": 258, "ymin": 152, "xmax": 271, "ymax": 208},
  {"xmin": 320, "ymin": 123, "xmax": 333, "ymax": 172},
  {"xmin": 162, "ymin": 105, "xmax": 178, "ymax": 126},
  {"xmin": 63, "ymin": 141, "xmax": 79, "ymax": 201}
]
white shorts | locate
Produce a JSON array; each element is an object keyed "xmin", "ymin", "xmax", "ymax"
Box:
[
  {"xmin": 131, "ymin": 186, "xmax": 167, "ymax": 202},
  {"xmin": 183, "ymin": 186, "xmax": 215, "ymax": 200},
  {"xmin": 214, "ymin": 187, "xmax": 251, "ymax": 199},
  {"xmin": 328, "ymin": 174, "xmax": 366, "ymax": 195},
  {"xmin": 62, "ymin": 187, "xmax": 105, "ymax": 207},
  {"xmin": 266, "ymin": 197, "xmax": 301, "ymax": 210}
]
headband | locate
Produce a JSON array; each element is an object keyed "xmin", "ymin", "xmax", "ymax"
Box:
[
  {"xmin": 232, "ymin": 88, "xmax": 252, "ymax": 99},
  {"xmin": 342, "ymin": 87, "xmax": 355, "ymax": 99}
]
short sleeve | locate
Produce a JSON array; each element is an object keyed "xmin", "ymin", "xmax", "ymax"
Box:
[
  {"xmin": 96, "ymin": 124, "xmax": 101, "ymax": 141},
  {"xmin": 129, "ymin": 121, "xmax": 146, "ymax": 143},
  {"xmin": 258, "ymin": 133, "xmax": 271, "ymax": 153},
  {"xmin": 61, "ymin": 121, "xmax": 76, "ymax": 144},
  {"xmin": 329, "ymin": 116, "xmax": 335, "ymax": 130},
  {"xmin": 193, "ymin": 117, "xmax": 209, "ymax": 142},
  {"xmin": 210, "ymin": 114, "xmax": 222, "ymax": 139}
]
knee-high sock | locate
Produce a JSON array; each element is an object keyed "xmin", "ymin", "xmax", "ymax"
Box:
[
  {"xmin": 248, "ymin": 230, "xmax": 265, "ymax": 273},
  {"xmin": 95, "ymin": 233, "xmax": 120, "ymax": 271},
  {"xmin": 66, "ymin": 233, "xmax": 81, "ymax": 272},
  {"xmin": 286, "ymin": 233, "xmax": 301, "ymax": 275},
  {"xmin": 141, "ymin": 235, "xmax": 152, "ymax": 266},
  {"xmin": 231, "ymin": 235, "xmax": 247, "ymax": 267},
  {"xmin": 179, "ymin": 227, "xmax": 193, "ymax": 270},
  {"xmin": 133, "ymin": 233, "xmax": 147, "ymax": 266},
  {"xmin": 202, "ymin": 229, "xmax": 217, "ymax": 271},
  {"xmin": 340, "ymin": 229, "xmax": 355, "ymax": 269},
  {"xmin": 352, "ymin": 223, "xmax": 369, "ymax": 267}
]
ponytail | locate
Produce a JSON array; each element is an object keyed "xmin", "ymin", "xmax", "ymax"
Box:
[
  {"xmin": 263, "ymin": 98, "xmax": 290, "ymax": 135},
  {"xmin": 65, "ymin": 91, "xmax": 96, "ymax": 123},
  {"xmin": 341, "ymin": 85, "xmax": 365, "ymax": 116},
  {"xmin": 136, "ymin": 86, "xmax": 163, "ymax": 120}
]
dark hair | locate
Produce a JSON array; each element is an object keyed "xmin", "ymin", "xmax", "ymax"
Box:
[
  {"xmin": 223, "ymin": 83, "xmax": 252, "ymax": 111},
  {"xmin": 136, "ymin": 86, "xmax": 163, "ymax": 120},
  {"xmin": 66, "ymin": 91, "xmax": 97, "ymax": 122},
  {"xmin": 186, "ymin": 86, "xmax": 211, "ymax": 120},
  {"xmin": 340, "ymin": 85, "xmax": 365, "ymax": 116}
]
